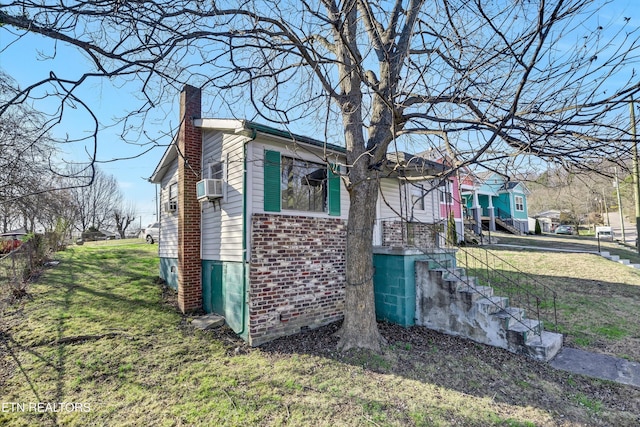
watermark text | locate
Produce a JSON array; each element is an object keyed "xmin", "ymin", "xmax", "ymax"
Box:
[{"xmin": 1, "ymin": 402, "xmax": 91, "ymax": 413}]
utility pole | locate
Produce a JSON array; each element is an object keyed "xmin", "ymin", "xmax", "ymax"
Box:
[
  {"xmin": 631, "ymin": 97, "xmax": 640, "ymax": 252},
  {"xmin": 614, "ymin": 167, "xmax": 625, "ymax": 243},
  {"xmin": 601, "ymin": 188, "xmax": 610, "ymax": 226}
]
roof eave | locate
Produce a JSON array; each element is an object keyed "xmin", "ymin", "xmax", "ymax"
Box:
[{"xmin": 149, "ymin": 142, "xmax": 178, "ymax": 183}]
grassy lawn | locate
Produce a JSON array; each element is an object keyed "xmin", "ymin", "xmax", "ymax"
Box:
[
  {"xmin": 1, "ymin": 240, "xmax": 640, "ymax": 426},
  {"xmin": 493, "ymin": 232, "xmax": 640, "ymax": 265},
  {"xmin": 484, "ymin": 232, "xmax": 640, "ymax": 361}
]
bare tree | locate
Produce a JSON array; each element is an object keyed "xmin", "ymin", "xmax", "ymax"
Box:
[
  {"xmin": 66, "ymin": 166, "xmax": 122, "ymax": 233},
  {"xmin": 0, "ymin": 70, "xmax": 60, "ymax": 232},
  {"xmin": 113, "ymin": 202, "xmax": 137, "ymax": 239},
  {"xmin": 2, "ymin": 0, "xmax": 640, "ymax": 350}
]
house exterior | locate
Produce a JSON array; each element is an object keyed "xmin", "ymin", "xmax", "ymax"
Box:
[
  {"xmin": 149, "ymin": 85, "xmax": 451, "ymax": 346},
  {"xmin": 437, "ymin": 169, "xmax": 464, "ymax": 244},
  {"xmin": 461, "ymin": 172, "xmax": 530, "ymax": 235},
  {"xmin": 532, "ymin": 210, "xmax": 563, "ymax": 233}
]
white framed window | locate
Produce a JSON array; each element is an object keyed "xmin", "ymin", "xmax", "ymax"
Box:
[
  {"xmin": 281, "ymin": 156, "xmax": 327, "ymax": 212},
  {"xmin": 165, "ymin": 182, "xmax": 178, "ymax": 213},
  {"xmin": 439, "ymin": 181, "xmax": 453, "ymax": 204},
  {"xmin": 515, "ymin": 195, "xmax": 524, "ymax": 212},
  {"xmin": 411, "ymin": 184, "xmax": 426, "ymax": 211},
  {"xmin": 209, "ymin": 162, "xmax": 224, "ymax": 180},
  {"xmin": 198, "ymin": 160, "xmax": 226, "ymax": 200}
]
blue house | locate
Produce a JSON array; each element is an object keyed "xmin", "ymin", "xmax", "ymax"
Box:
[{"xmin": 461, "ymin": 172, "xmax": 530, "ymax": 234}]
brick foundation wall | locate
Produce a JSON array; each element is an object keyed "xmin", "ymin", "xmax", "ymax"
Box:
[
  {"xmin": 248, "ymin": 214, "xmax": 346, "ymax": 345},
  {"xmin": 177, "ymin": 85, "xmax": 203, "ymax": 312},
  {"xmin": 382, "ymin": 221, "xmax": 438, "ymax": 249}
]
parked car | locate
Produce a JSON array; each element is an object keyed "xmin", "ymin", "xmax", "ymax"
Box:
[
  {"xmin": 554, "ymin": 225, "xmax": 574, "ymax": 235},
  {"xmin": 144, "ymin": 222, "xmax": 160, "ymax": 244}
]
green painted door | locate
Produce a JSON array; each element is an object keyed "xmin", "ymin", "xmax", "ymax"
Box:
[{"xmin": 211, "ymin": 263, "xmax": 224, "ymax": 315}]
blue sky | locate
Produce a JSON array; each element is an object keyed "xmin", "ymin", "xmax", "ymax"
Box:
[
  {"xmin": 1, "ymin": 0, "xmax": 639, "ymax": 228},
  {"xmin": 0, "ymin": 31, "xmax": 175, "ymax": 228}
]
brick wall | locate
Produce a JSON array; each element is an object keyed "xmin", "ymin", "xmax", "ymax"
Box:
[
  {"xmin": 177, "ymin": 85, "xmax": 203, "ymax": 313},
  {"xmin": 382, "ymin": 221, "xmax": 438, "ymax": 249},
  {"xmin": 248, "ymin": 214, "xmax": 346, "ymax": 345}
]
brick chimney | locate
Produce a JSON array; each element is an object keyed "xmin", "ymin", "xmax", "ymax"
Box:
[{"xmin": 177, "ymin": 85, "xmax": 202, "ymax": 313}]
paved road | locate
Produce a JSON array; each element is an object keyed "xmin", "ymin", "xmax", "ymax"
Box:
[{"xmin": 606, "ymin": 210, "xmax": 637, "ymax": 246}]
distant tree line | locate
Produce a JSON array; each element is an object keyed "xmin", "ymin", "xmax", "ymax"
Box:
[
  {"xmin": 526, "ymin": 165, "xmax": 633, "ymax": 230},
  {"xmin": 0, "ymin": 71, "xmax": 137, "ymax": 240}
]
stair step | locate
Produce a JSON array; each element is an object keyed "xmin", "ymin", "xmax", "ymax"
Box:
[
  {"xmin": 444, "ymin": 274, "xmax": 476, "ymax": 284},
  {"xmin": 508, "ymin": 318, "xmax": 542, "ymax": 340},
  {"xmin": 476, "ymin": 296, "xmax": 509, "ymax": 314},
  {"xmin": 493, "ymin": 307, "xmax": 525, "ymax": 326},
  {"xmin": 524, "ymin": 330, "xmax": 564, "ymax": 362},
  {"xmin": 618, "ymin": 259, "xmax": 630, "ymax": 265},
  {"xmin": 442, "ymin": 268, "xmax": 466, "ymax": 279},
  {"xmin": 609, "ymin": 255, "xmax": 620, "ymax": 261},
  {"xmin": 191, "ymin": 314, "xmax": 225, "ymax": 330},
  {"xmin": 458, "ymin": 284, "xmax": 493, "ymax": 297}
]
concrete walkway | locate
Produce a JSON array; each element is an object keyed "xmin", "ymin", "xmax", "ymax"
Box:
[
  {"xmin": 550, "ymin": 348, "xmax": 640, "ymax": 388},
  {"xmin": 490, "ymin": 241, "xmax": 640, "ymax": 387}
]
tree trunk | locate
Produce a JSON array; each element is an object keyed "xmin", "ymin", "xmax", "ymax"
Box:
[{"xmin": 337, "ymin": 177, "xmax": 384, "ymax": 352}]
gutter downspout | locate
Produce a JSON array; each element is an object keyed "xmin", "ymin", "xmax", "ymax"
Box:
[{"xmin": 238, "ymin": 127, "xmax": 258, "ymax": 336}]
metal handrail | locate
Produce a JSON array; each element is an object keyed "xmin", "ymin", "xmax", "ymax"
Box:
[{"xmin": 419, "ymin": 224, "xmax": 558, "ymax": 341}]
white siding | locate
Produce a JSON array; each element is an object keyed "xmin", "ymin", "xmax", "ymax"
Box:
[
  {"xmin": 378, "ymin": 178, "xmax": 403, "ymax": 223},
  {"xmin": 200, "ymin": 131, "xmax": 247, "ymax": 262},
  {"xmin": 248, "ymin": 139, "xmax": 350, "ymax": 220},
  {"xmin": 411, "ymin": 180, "xmax": 440, "ymax": 223},
  {"xmin": 158, "ymin": 161, "xmax": 179, "ymax": 258},
  {"xmin": 375, "ymin": 178, "xmax": 440, "ymax": 243}
]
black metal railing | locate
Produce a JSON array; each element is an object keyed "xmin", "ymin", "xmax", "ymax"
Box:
[{"xmin": 420, "ymin": 223, "xmax": 558, "ymax": 341}]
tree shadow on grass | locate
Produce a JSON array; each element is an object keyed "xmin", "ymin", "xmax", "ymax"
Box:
[{"xmin": 257, "ymin": 319, "xmax": 640, "ymax": 427}]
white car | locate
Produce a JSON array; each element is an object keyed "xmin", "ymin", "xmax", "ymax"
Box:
[{"xmin": 144, "ymin": 222, "xmax": 160, "ymax": 244}]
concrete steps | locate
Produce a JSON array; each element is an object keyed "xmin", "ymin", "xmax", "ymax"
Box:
[
  {"xmin": 600, "ymin": 251, "xmax": 640, "ymax": 269},
  {"xmin": 191, "ymin": 313, "xmax": 225, "ymax": 330},
  {"xmin": 415, "ymin": 262, "xmax": 563, "ymax": 362}
]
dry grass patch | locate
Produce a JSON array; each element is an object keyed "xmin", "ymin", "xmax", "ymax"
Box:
[{"xmin": 473, "ymin": 238, "xmax": 640, "ymax": 362}]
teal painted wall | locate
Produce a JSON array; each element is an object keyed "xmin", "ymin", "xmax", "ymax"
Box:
[
  {"xmin": 159, "ymin": 257, "xmax": 178, "ymax": 290},
  {"xmin": 496, "ymin": 193, "xmax": 511, "ymax": 217},
  {"xmin": 373, "ymin": 251, "xmax": 456, "ymax": 327},
  {"xmin": 477, "ymin": 194, "xmax": 490, "ymax": 216},
  {"xmin": 511, "ymin": 190, "xmax": 529, "ymax": 219},
  {"xmin": 202, "ymin": 260, "xmax": 248, "ymax": 338}
]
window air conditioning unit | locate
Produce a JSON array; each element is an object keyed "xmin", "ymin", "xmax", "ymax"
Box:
[
  {"xmin": 164, "ymin": 200, "xmax": 177, "ymax": 213},
  {"xmin": 196, "ymin": 179, "xmax": 223, "ymax": 201}
]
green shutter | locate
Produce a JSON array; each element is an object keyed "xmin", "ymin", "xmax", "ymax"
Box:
[
  {"xmin": 263, "ymin": 150, "xmax": 281, "ymax": 212},
  {"xmin": 328, "ymin": 164, "xmax": 341, "ymax": 216}
]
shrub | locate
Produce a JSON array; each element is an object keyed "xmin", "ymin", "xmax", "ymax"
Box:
[{"xmin": 447, "ymin": 212, "xmax": 457, "ymax": 244}]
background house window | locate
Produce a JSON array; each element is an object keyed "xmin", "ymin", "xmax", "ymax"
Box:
[
  {"xmin": 281, "ymin": 157, "xmax": 327, "ymax": 212},
  {"xmin": 439, "ymin": 181, "xmax": 453, "ymax": 204},
  {"xmin": 515, "ymin": 195, "xmax": 524, "ymax": 211}
]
